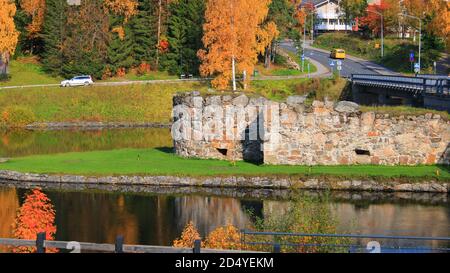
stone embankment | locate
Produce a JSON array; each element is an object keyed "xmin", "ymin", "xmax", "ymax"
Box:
[{"xmin": 0, "ymin": 170, "xmax": 448, "ymax": 193}]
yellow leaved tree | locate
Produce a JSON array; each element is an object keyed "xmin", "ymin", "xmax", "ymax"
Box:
[
  {"xmin": 198, "ymin": 0, "xmax": 279, "ymax": 90},
  {"xmin": 20, "ymin": 0, "xmax": 46, "ymax": 37},
  {"xmin": 173, "ymin": 221, "xmax": 202, "ymax": 248},
  {"xmin": 0, "ymin": 0, "xmax": 19, "ymax": 76}
]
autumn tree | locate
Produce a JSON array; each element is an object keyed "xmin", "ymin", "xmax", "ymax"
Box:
[
  {"xmin": 104, "ymin": 0, "xmax": 138, "ymax": 21},
  {"xmin": 403, "ymin": 0, "xmax": 449, "ymax": 51},
  {"xmin": 20, "ymin": 0, "xmax": 46, "ymax": 37},
  {"xmin": 198, "ymin": 0, "xmax": 278, "ymax": 90},
  {"xmin": 173, "ymin": 221, "xmax": 201, "ymax": 248},
  {"xmin": 360, "ymin": 0, "xmax": 399, "ymax": 37},
  {"xmin": 0, "ymin": 0, "xmax": 19, "ymax": 77},
  {"xmin": 204, "ymin": 223, "xmax": 242, "ymax": 250},
  {"xmin": 12, "ymin": 189, "xmax": 57, "ymax": 253},
  {"xmin": 338, "ymin": 0, "xmax": 368, "ymax": 32},
  {"xmin": 62, "ymin": 0, "xmax": 109, "ymax": 78}
]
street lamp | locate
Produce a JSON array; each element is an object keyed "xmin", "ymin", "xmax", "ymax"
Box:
[
  {"xmin": 367, "ymin": 9, "xmax": 384, "ymax": 58},
  {"xmin": 399, "ymin": 12, "xmax": 422, "ymax": 74}
]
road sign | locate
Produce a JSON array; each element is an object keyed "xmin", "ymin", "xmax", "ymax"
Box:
[
  {"xmin": 337, "ymin": 60, "xmax": 342, "ymax": 66},
  {"xmin": 414, "ymin": 63, "xmax": 420, "ymax": 73},
  {"xmin": 301, "ymin": 54, "xmax": 305, "ymax": 60},
  {"xmin": 329, "ymin": 60, "xmax": 335, "ymax": 66},
  {"xmin": 337, "ymin": 65, "xmax": 342, "ymax": 71},
  {"xmin": 409, "ymin": 51, "xmax": 415, "ymax": 62}
]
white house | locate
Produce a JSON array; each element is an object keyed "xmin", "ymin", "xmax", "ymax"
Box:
[{"xmin": 303, "ymin": 0, "xmax": 355, "ymax": 31}]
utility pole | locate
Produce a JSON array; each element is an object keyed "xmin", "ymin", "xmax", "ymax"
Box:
[
  {"xmin": 310, "ymin": 8, "xmax": 314, "ymax": 44},
  {"xmin": 367, "ymin": 9, "xmax": 384, "ymax": 58},
  {"xmin": 230, "ymin": 1, "xmax": 236, "ymax": 91},
  {"xmin": 399, "ymin": 12, "xmax": 422, "ymax": 74}
]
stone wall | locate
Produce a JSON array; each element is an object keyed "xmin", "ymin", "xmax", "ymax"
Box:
[
  {"xmin": 0, "ymin": 170, "xmax": 448, "ymax": 193},
  {"xmin": 173, "ymin": 92, "xmax": 449, "ymax": 166}
]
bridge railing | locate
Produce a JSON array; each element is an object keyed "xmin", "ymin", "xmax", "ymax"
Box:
[
  {"xmin": 0, "ymin": 233, "xmax": 257, "ymax": 253},
  {"xmin": 351, "ymin": 74, "xmax": 449, "ymax": 95},
  {"xmin": 240, "ymin": 230, "xmax": 450, "ymax": 253}
]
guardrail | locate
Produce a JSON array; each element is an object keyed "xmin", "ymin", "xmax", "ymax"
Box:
[
  {"xmin": 0, "ymin": 233, "xmax": 256, "ymax": 253},
  {"xmin": 351, "ymin": 74, "xmax": 449, "ymax": 96},
  {"xmin": 240, "ymin": 230, "xmax": 450, "ymax": 253}
]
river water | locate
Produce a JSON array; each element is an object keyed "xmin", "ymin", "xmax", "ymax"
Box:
[{"xmin": 0, "ymin": 128, "xmax": 449, "ymax": 251}]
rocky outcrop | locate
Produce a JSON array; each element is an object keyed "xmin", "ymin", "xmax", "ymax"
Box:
[{"xmin": 0, "ymin": 170, "xmax": 448, "ymax": 193}]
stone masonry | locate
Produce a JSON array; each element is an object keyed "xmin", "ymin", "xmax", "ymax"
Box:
[{"xmin": 173, "ymin": 92, "xmax": 450, "ymax": 166}]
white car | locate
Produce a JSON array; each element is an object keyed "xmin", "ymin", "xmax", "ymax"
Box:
[{"xmin": 60, "ymin": 75, "xmax": 94, "ymax": 87}]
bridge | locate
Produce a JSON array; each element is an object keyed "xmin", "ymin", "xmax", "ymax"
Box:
[{"xmin": 351, "ymin": 74, "xmax": 450, "ymax": 111}]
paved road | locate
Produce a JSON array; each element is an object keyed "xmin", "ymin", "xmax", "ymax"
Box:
[
  {"xmin": 279, "ymin": 41, "xmax": 399, "ymax": 77},
  {"xmin": 0, "ymin": 69, "xmax": 332, "ymax": 91}
]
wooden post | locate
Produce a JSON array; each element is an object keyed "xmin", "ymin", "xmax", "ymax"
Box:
[
  {"xmin": 115, "ymin": 235, "xmax": 124, "ymax": 253},
  {"xmin": 193, "ymin": 239, "xmax": 201, "ymax": 253},
  {"xmin": 36, "ymin": 232, "xmax": 46, "ymax": 253}
]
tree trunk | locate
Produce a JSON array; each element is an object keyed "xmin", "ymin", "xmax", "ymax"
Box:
[{"xmin": 156, "ymin": 0, "xmax": 162, "ymax": 70}]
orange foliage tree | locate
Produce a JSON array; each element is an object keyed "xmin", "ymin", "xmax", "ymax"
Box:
[
  {"xmin": 0, "ymin": 0, "xmax": 19, "ymax": 76},
  {"xmin": 20, "ymin": 0, "xmax": 46, "ymax": 37},
  {"xmin": 12, "ymin": 188, "xmax": 57, "ymax": 253},
  {"xmin": 198, "ymin": 0, "xmax": 278, "ymax": 90},
  {"xmin": 403, "ymin": 0, "xmax": 449, "ymax": 50},
  {"xmin": 104, "ymin": 0, "xmax": 138, "ymax": 21},
  {"xmin": 360, "ymin": 0, "xmax": 391, "ymax": 36},
  {"xmin": 173, "ymin": 221, "xmax": 201, "ymax": 248},
  {"xmin": 204, "ymin": 223, "xmax": 242, "ymax": 250},
  {"xmin": 173, "ymin": 222, "xmax": 242, "ymax": 250}
]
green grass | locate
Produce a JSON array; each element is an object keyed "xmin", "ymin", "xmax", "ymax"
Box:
[
  {"xmin": 0, "ymin": 82, "xmax": 209, "ymax": 126},
  {"xmin": 361, "ymin": 105, "xmax": 450, "ymax": 120},
  {"xmin": 105, "ymin": 70, "xmax": 178, "ymax": 82},
  {"xmin": 0, "ymin": 57, "xmax": 62, "ymax": 87},
  {"xmin": 1, "ymin": 148, "xmax": 448, "ymax": 181}
]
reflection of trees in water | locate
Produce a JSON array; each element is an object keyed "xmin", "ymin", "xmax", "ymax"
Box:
[
  {"xmin": 0, "ymin": 128, "xmax": 172, "ymax": 157},
  {"xmin": 333, "ymin": 203, "xmax": 450, "ymax": 248},
  {"xmin": 0, "ymin": 187, "xmax": 19, "ymax": 252},
  {"xmin": 173, "ymin": 196, "xmax": 253, "ymax": 237},
  {"xmin": 48, "ymin": 192, "xmax": 140, "ymax": 245}
]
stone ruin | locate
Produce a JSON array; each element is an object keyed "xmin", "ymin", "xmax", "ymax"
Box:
[{"xmin": 172, "ymin": 92, "xmax": 450, "ymax": 166}]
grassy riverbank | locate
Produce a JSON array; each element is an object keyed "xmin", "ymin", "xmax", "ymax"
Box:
[{"xmin": 1, "ymin": 148, "xmax": 448, "ymax": 181}]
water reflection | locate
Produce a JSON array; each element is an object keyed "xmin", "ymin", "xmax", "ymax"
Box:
[
  {"xmin": 0, "ymin": 185, "xmax": 449, "ymax": 251},
  {"xmin": 0, "ymin": 128, "xmax": 172, "ymax": 157}
]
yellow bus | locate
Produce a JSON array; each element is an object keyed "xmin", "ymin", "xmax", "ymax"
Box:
[{"xmin": 330, "ymin": 49, "xmax": 346, "ymax": 59}]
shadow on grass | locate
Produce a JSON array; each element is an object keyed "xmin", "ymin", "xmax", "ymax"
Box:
[{"xmin": 155, "ymin": 147, "xmax": 175, "ymax": 154}]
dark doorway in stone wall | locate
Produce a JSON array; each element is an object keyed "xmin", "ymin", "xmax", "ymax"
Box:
[
  {"xmin": 241, "ymin": 113, "xmax": 264, "ymax": 165},
  {"xmin": 438, "ymin": 143, "xmax": 450, "ymax": 165},
  {"xmin": 355, "ymin": 149, "xmax": 371, "ymax": 156},
  {"xmin": 216, "ymin": 148, "xmax": 228, "ymax": 156}
]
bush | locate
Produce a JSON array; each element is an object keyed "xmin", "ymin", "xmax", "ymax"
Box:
[
  {"xmin": 0, "ymin": 106, "xmax": 36, "ymax": 128},
  {"xmin": 274, "ymin": 53, "xmax": 288, "ymax": 66}
]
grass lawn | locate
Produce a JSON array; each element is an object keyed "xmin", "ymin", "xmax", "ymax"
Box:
[
  {"xmin": 0, "ymin": 57, "xmax": 62, "ymax": 87},
  {"xmin": 1, "ymin": 148, "xmax": 448, "ymax": 180}
]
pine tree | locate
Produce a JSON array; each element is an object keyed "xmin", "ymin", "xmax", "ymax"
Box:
[
  {"xmin": 107, "ymin": 18, "xmax": 135, "ymax": 74},
  {"xmin": 128, "ymin": 0, "xmax": 158, "ymax": 67},
  {"xmin": 40, "ymin": 0, "xmax": 67, "ymax": 76},
  {"xmin": 162, "ymin": 0, "xmax": 205, "ymax": 75}
]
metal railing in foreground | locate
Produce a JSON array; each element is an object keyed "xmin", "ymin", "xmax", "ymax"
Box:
[
  {"xmin": 0, "ymin": 233, "xmax": 258, "ymax": 253},
  {"xmin": 240, "ymin": 230, "xmax": 450, "ymax": 253}
]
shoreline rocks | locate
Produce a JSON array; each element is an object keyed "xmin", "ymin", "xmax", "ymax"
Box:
[{"xmin": 0, "ymin": 170, "xmax": 448, "ymax": 193}]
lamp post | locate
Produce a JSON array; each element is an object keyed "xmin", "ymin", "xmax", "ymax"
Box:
[
  {"xmin": 367, "ymin": 9, "xmax": 384, "ymax": 58},
  {"xmin": 399, "ymin": 12, "xmax": 422, "ymax": 74}
]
